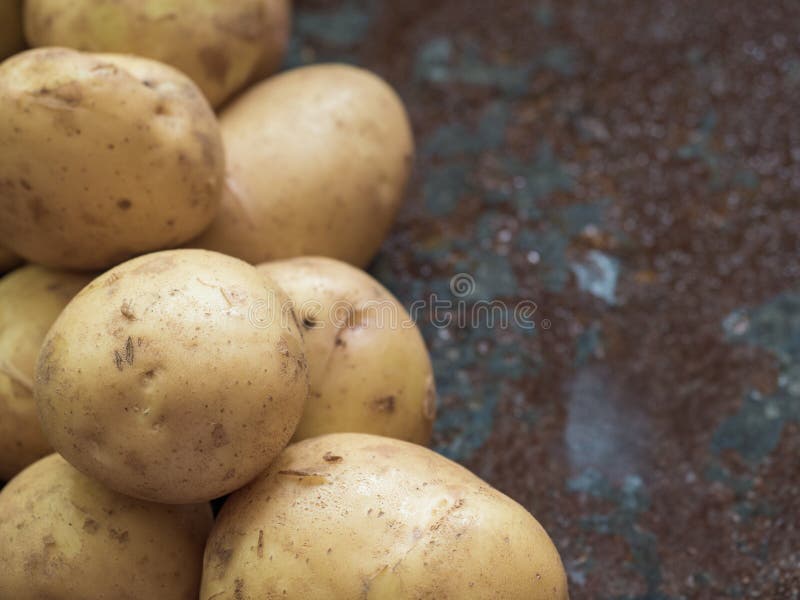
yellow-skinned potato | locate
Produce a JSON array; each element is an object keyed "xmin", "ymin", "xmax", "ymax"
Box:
[
  {"xmin": 257, "ymin": 257, "xmax": 436, "ymax": 444},
  {"xmin": 24, "ymin": 0, "xmax": 291, "ymax": 108},
  {"xmin": 0, "ymin": 265, "xmax": 90, "ymax": 481},
  {"xmin": 34, "ymin": 249, "xmax": 308, "ymax": 503},
  {"xmin": 0, "ymin": 48, "xmax": 224, "ymax": 270},
  {"xmin": 0, "ymin": 454, "xmax": 212, "ymax": 599},
  {"xmin": 0, "ymin": 1, "xmax": 24, "ymax": 60},
  {"xmin": 192, "ymin": 64, "xmax": 414, "ymax": 268},
  {"xmin": 0, "ymin": 245, "xmax": 22, "ymax": 273},
  {"xmin": 202, "ymin": 434, "xmax": 568, "ymax": 600}
]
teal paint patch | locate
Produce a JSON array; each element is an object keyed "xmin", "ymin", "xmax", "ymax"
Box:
[
  {"xmin": 567, "ymin": 469, "xmax": 668, "ymax": 599},
  {"xmin": 294, "ymin": 1, "xmax": 374, "ymax": 46},
  {"xmin": 676, "ymin": 110, "xmax": 760, "ymax": 191},
  {"xmin": 472, "ymin": 253, "xmax": 519, "ymax": 300},
  {"xmin": 556, "ymin": 199, "xmax": 610, "ymax": 235},
  {"xmin": 517, "ymin": 229, "xmax": 570, "ymax": 292},
  {"xmin": 505, "ymin": 144, "xmax": 575, "ymax": 216},
  {"xmin": 571, "ymin": 250, "xmax": 620, "ymax": 305},
  {"xmin": 415, "ymin": 37, "xmax": 579, "ymax": 95},
  {"xmin": 576, "ymin": 323, "xmax": 604, "ymax": 366},
  {"xmin": 423, "ymin": 164, "xmax": 469, "ymax": 216},
  {"xmin": 541, "ymin": 46, "xmax": 579, "ymax": 76},
  {"xmin": 422, "ymin": 101, "xmax": 511, "ymax": 158},
  {"xmin": 715, "ymin": 293, "xmax": 800, "ymax": 463},
  {"xmin": 711, "ymin": 389, "xmax": 789, "ymax": 463},
  {"xmin": 515, "ymin": 198, "xmax": 611, "ymax": 294},
  {"xmin": 531, "ymin": 4, "xmax": 555, "ymax": 28},
  {"xmin": 415, "ymin": 36, "xmax": 531, "ymax": 93}
]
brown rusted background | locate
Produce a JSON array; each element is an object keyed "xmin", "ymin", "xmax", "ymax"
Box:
[{"xmin": 289, "ymin": 1, "xmax": 800, "ymax": 597}]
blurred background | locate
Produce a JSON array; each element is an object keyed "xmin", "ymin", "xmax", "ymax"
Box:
[{"xmin": 289, "ymin": 0, "xmax": 800, "ymax": 598}]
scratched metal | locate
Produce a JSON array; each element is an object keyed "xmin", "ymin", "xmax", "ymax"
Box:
[{"xmin": 289, "ymin": 1, "xmax": 800, "ymax": 598}]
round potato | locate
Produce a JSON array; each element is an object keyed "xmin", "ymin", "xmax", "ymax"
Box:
[
  {"xmin": 0, "ymin": 48, "xmax": 224, "ymax": 270},
  {"xmin": 24, "ymin": 0, "xmax": 291, "ymax": 108},
  {"xmin": 0, "ymin": 265, "xmax": 90, "ymax": 481},
  {"xmin": 34, "ymin": 249, "xmax": 308, "ymax": 503},
  {"xmin": 0, "ymin": 1, "xmax": 24, "ymax": 61},
  {"xmin": 202, "ymin": 433, "xmax": 568, "ymax": 599},
  {"xmin": 0, "ymin": 245, "xmax": 22, "ymax": 273},
  {"xmin": 0, "ymin": 453, "xmax": 212, "ymax": 599},
  {"xmin": 192, "ymin": 64, "xmax": 414, "ymax": 268},
  {"xmin": 257, "ymin": 257, "xmax": 435, "ymax": 444}
]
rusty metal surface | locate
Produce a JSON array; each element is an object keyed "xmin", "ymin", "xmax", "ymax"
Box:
[{"xmin": 290, "ymin": 1, "xmax": 800, "ymax": 597}]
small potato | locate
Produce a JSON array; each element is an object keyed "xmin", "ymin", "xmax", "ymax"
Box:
[
  {"xmin": 0, "ymin": 48, "xmax": 224, "ymax": 270},
  {"xmin": 201, "ymin": 434, "xmax": 569, "ymax": 600},
  {"xmin": 0, "ymin": 245, "xmax": 22, "ymax": 273},
  {"xmin": 0, "ymin": 454, "xmax": 212, "ymax": 599},
  {"xmin": 257, "ymin": 257, "xmax": 435, "ymax": 444},
  {"xmin": 0, "ymin": 265, "xmax": 90, "ymax": 481},
  {"xmin": 24, "ymin": 0, "xmax": 291, "ymax": 108},
  {"xmin": 0, "ymin": 1, "xmax": 24, "ymax": 60},
  {"xmin": 35, "ymin": 249, "xmax": 308, "ymax": 503},
  {"xmin": 192, "ymin": 64, "xmax": 414, "ymax": 268}
]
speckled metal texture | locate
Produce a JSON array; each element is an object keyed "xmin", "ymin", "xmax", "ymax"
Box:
[{"xmin": 289, "ymin": 1, "xmax": 800, "ymax": 598}]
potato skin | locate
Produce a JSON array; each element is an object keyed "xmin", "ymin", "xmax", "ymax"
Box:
[
  {"xmin": 201, "ymin": 433, "xmax": 569, "ymax": 600},
  {"xmin": 24, "ymin": 0, "xmax": 291, "ymax": 108},
  {"xmin": 0, "ymin": 47, "xmax": 224, "ymax": 270},
  {"xmin": 0, "ymin": 265, "xmax": 90, "ymax": 481},
  {"xmin": 34, "ymin": 249, "xmax": 308, "ymax": 503},
  {"xmin": 192, "ymin": 64, "xmax": 414, "ymax": 268},
  {"xmin": 0, "ymin": 0, "xmax": 24, "ymax": 60},
  {"xmin": 0, "ymin": 454, "xmax": 212, "ymax": 599},
  {"xmin": 257, "ymin": 257, "xmax": 436, "ymax": 444}
]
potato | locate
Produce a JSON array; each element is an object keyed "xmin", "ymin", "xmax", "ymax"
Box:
[
  {"xmin": 201, "ymin": 433, "xmax": 568, "ymax": 599},
  {"xmin": 34, "ymin": 249, "xmax": 308, "ymax": 503},
  {"xmin": 24, "ymin": 0, "xmax": 291, "ymax": 108},
  {"xmin": 192, "ymin": 64, "xmax": 414, "ymax": 268},
  {"xmin": 0, "ymin": 245, "xmax": 22, "ymax": 273},
  {"xmin": 0, "ymin": 265, "xmax": 90, "ymax": 481},
  {"xmin": 257, "ymin": 257, "xmax": 436, "ymax": 444},
  {"xmin": 0, "ymin": 47, "xmax": 224, "ymax": 270},
  {"xmin": 0, "ymin": 0, "xmax": 24, "ymax": 60},
  {"xmin": 0, "ymin": 453, "xmax": 212, "ymax": 599}
]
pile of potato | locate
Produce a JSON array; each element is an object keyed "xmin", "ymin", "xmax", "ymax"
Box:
[{"xmin": 0, "ymin": 2, "xmax": 569, "ymax": 598}]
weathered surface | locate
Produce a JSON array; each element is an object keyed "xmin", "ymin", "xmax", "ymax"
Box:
[{"xmin": 290, "ymin": 1, "xmax": 800, "ymax": 597}]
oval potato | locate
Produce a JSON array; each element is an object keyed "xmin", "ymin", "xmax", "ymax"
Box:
[
  {"xmin": 0, "ymin": 453, "xmax": 212, "ymax": 599},
  {"xmin": 0, "ymin": 48, "xmax": 224, "ymax": 270},
  {"xmin": 34, "ymin": 249, "xmax": 308, "ymax": 503},
  {"xmin": 24, "ymin": 0, "xmax": 291, "ymax": 108},
  {"xmin": 257, "ymin": 257, "xmax": 436, "ymax": 444},
  {"xmin": 0, "ymin": 265, "xmax": 90, "ymax": 480},
  {"xmin": 202, "ymin": 434, "xmax": 568, "ymax": 600},
  {"xmin": 192, "ymin": 64, "xmax": 414, "ymax": 268}
]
